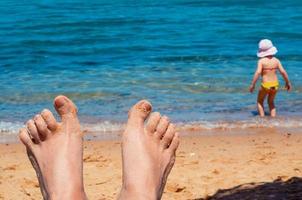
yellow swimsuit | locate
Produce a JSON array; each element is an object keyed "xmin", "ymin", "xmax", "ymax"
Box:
[
  {"xmin": 261, "ymin": 66, "xmax": 279, "ymax": 90},
  {"xmin": 261, "ymin": 81, "xmax": 279, "ymax": 90}
]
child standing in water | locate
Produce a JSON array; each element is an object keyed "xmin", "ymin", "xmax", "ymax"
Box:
[{"xmin": 249, "ymin": 39, "xmax": 291, "ymax": 117}]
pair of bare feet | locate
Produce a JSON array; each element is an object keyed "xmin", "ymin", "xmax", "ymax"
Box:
[{"xmin": 19, "ymin": 95, "xmax": 179, "ymax": 199}]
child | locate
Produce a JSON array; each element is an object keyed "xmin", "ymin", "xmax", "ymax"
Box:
[{"xmin": 249, "ymin": 39, "xmax": 291, "ymax": 117}]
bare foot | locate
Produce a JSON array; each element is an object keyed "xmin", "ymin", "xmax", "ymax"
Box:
[
  {"xmin": 19, "ymin": 95, "xmax": 87, "ymax": 200},
  {"xmin": 119, "ymin": 100, "xmax": 180, "ymax": 199}
]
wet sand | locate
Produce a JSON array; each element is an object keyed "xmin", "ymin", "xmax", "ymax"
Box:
[{"xmin": 0, "ymin": 129, "xmax": 302, "ymax": 199}]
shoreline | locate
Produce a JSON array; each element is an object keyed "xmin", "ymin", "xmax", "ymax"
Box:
[
  {"xmin": 1, "ymin": 130, "xmax": 301, "ymax": 199},
  {"xmin": 1, "ymin": 119, "xmax": 302, "ymax": 144},
  {"xmin": 2, "ymin": 127, "xmax": 301, "ymax": 144}
]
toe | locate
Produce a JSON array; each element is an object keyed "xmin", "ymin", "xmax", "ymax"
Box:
[
  {"xmin": 19, "ymin": 128, "xmax": 34, "ymax": 148},
  {"xmin": 41, "ymin": 109, "xmax": 58, "ymax": 131},
  {"xmin": 34, "ymin": 114, "xmax": 50, "ymax": 141},
  {"xmin": 54, "ymin": 95, "xmax": 78, "ymax": 122},
  {"xmin": 154, "ymin": 116, "xmax": 170, "ymax": 139},
  {"xmin": 161, "ymin": 124, "xmax": 176, "ymax": 149},
  {"xmin": 168, "ymin": 132, "xmax": 180, "ymax": 153},
  {"xmin": 127, "ymin": 100, "xmax": 152, "ymax": 127},
  {"xmin": 146, "ymin": 112, "xmax": 161, "ymax": 133},
  {"xmin": 26, "ymin": 119, "xmax": 40, "ymax": 144}
]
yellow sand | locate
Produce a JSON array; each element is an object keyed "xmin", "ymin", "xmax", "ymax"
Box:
[{"xmin": 0, "ymin": 129, "xmax": 302, "ymax": 199}]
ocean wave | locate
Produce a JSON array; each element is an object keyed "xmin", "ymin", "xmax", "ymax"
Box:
[
  {"xmin": 178, "ymin": 117, "xmax": 302, "ymax": 131},
  {"xmin": 1, "ymin": 116, "xmax": 302, "ymax": 143},
  {"xmin": 0, "ymin": 121, "xmax": 23, "ymax": 144},
  {"xmin": 0, "ymin": 121, "xmax": 23, "ymax": 134},
  {"xmin": 82, "ymin": 121, "xmax": 125, "ymax": 133}
]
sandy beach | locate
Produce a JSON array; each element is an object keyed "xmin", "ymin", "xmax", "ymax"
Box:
[
  {"xmin": 1, "ymin": 1, "xmax": 302, "ymax": 199},
  {"xmin": 1, "ymin": 128, "xmax": 301, "ymax": 199}
]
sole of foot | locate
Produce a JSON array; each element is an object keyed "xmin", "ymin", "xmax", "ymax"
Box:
[
  {"xmin": 19, "ymin": 95, "xmax": 87, "ymax": 200},
  {"xmin": 119, "ymin": 100, "xmax": 180, "ymax": 200}
]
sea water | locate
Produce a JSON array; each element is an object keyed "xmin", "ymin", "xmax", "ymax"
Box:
[{"xmin": 1, "ymin": 0, "xmax": 302, "ymax": 142}]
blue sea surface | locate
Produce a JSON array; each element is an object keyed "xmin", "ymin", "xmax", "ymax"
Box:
[{"xmin": 1, "ymin": 0, "xmax": 302, "ymax": 139}]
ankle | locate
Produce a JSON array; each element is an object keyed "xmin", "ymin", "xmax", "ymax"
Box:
[
  {"xmin": 49, "ymin": 187, "xmax": 87, "ymax": 200},
  {"xmin": 119, "ymin": 183, "xmax": 158, "ymax": 200},
  {"xmin": 50, "ymin": 192, "xmax": 87, "ymax": 200}
]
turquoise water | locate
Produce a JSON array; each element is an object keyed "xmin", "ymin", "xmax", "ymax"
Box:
[{"xmin": 1, "ymin": 1, "xmax": 302, "ymax": 138}]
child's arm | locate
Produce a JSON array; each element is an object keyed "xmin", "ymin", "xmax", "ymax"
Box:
[
  {"xmin": 249, "ymin": 60, "xmax": 262, "ymax": 93},
  {"xmin": 277, "ymin": 60, "xmax": 291, "ymax": 91}
]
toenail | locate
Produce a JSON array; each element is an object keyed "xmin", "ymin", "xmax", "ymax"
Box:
[
  {"xmin": 34, "ymin": 115, "xmax": 40, "ymax": 120},
  {"xmin": 41, "ymin": 109, "xmax": 48, "ymax": 114},
  {"xmin": 142, "ymin": 102, "xmax": 151, "ymax": 112},
  {"xmin": 55, "ymin": 97, "xmax": 67, "ymax": 108}
]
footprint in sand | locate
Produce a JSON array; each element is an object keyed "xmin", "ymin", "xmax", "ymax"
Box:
[
  {"xmin": 22, "ymin": 178, "xmax": 39, "ymax": 188},
  {"xmin": 177, "ymin": 151, "xmax": 185, "ymax": 158},
  {"xmin": 166, "ymin": 183, "xmax": 186, "ymax": 193},
  {"xmin": 252, "ymin": 151, "xmax": 277, "ymax": 164},
  {"xmin": 96, "ymin": 158, "xmax": 112, "ymax": 168},
  {"xmin": 20, "ymin": 186, "xmax": 31, "ymax": 197},
  {"xmin": 189, "ymin": 160, "xmax": 199, "ymax": 165},
  {"xmin": 201, "ymin": 175, "xmax": 214, "ymax": 180},
  {"xmin": 20, "ymin": 178, "xmax": 39, "ymax": 197},
  {"xmin": 83, "ymin": 154, "xmax": 107, "ymax": 162},
  {"xmin": 95, "ymin": 181, "xmax": 106, "ymax": 185},
  {"xmin": 3, "ymin": 165, "xmax": 17, "ymax": 171}
]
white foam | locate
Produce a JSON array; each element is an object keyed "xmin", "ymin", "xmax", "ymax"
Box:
[
  {"xmin": 82, "ymin": 121, "xmax": 125, "ymax": 133},
  {"xmin": 0, "ymin": 121, "xmax": 23, "ymax": 143},
  {"xmin": 1, "ymin": 117, "xmax": 302, "ymax": 143},
  {"xmin": 177, "ymin": 117, "xmax": 302, "ymax": 131},
  {"xmin": 0, "ymin": 121, "xmax": 23, "ymax": 134}
]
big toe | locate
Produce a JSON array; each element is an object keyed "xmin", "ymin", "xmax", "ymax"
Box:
[
  {"xmin": 127, "ymin": 100, "xmax": 152, "ymax": 127},
  {"xmin": 54, "ymin": 95, "xmax": 78, "ymax": 122}
]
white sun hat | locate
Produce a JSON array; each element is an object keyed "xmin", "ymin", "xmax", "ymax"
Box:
[{"xmin": 257, "ymin": 39, "xmax": 278, "ymax": 58}]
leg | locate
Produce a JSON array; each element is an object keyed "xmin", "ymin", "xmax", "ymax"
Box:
[
  {"xmin": 118, "ymin": 100, "xmax": 180, "ymax": 200},
  {"xmin": 257, "ymin": 87, "xmax": 268, "ymax": 117},
  {"xmin": 268, "ymin": 89, "xmax": 277, "ymax": 117},
  {"xmin": 19, "ymin": 95, "xmax": 87, "ymax": 200}
]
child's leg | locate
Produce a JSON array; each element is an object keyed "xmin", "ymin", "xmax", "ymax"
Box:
[
  {"xmin": 257, "ymin": 87, "xmax": 267, "ymax": 117},
  {"xmin": 268, "ymin": 89, "xmax": 277, "ymax": 117}
]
